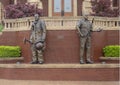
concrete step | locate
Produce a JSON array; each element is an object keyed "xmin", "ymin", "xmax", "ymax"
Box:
[{"xmin": 0, "ymin": 64, "xmax": 119, "ymax": 81}]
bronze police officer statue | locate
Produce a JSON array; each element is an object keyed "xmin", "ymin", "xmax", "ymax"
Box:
[
  {"xmin": 76, "ymin": 14, "xmax": 102, "ymax": 64},
  {"xmin": 25, "ymin": 14, "xmax": 46, "ymax": 64}
]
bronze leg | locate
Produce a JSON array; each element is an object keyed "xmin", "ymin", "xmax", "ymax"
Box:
[{"xmin": 80, "ymin": 37, "xmax": 87, "ymax": 64}]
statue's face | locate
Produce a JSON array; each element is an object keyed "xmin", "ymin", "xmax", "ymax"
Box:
[
  {"xmin": 35, "ymin": 14, "xmax": 39, "ymax": 21},
  {"xmin": 83, "ymin": 14, "xmax": 88, "ymax": 20}
]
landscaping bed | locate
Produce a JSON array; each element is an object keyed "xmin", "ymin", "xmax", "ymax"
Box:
[
  {"xmin": 0, "ymin": 46, "xmax": 23, "ymax": 63},
  {"xmin": 100, "ymin": 45, "xmax": 120, "ymax": 63}
]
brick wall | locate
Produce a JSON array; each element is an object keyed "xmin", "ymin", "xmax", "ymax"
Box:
[
  {"xmin": 0, "ymin": 30, "xmax": 119, "ymax": 63},
  {"xmin": 41, "ymin": 0, "xmax": 48, "ymax": 16},
  {"xmin": 0, "ymin": 0, "xmax": 27, "ymax": 7},
  {"xmin": 17, "ymin": 0, "xmax": 27, "ymax": 4},
  {"xmin": 77, "ymin": 0, "xmax": 83, "ymax": 16},
  {"xmin": 0, "ymin": 68, "xmax": 118, "ymax": 80},
  {"xmin": 0, "ymin": 0, "xmax": 10, "ymax": 7}
]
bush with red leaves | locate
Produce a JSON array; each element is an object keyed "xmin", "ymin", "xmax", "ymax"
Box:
[
  {"xmin": 91, "ymin": 0, "xmax": 119, "ymax": 17},
  {"xmin": 5, "ymin": 3, "xmax": 43, "ymax": 19}
]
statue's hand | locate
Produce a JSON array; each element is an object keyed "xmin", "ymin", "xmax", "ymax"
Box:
[
  {"xmin": 80, "ymin": 34, "xmax": 84, "ymax": 37},
  {"xmin": 97, "ymin": 28, "xmax": 103, "ymax": 32}
]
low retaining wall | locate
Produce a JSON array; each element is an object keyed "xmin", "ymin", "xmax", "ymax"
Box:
[
  {"xmin": 0, "ymin": 57, "xmax": 24, "ymax": 64},
  {"xmin": 0, "ymin": 64, "xmax": 119, "ymax": 81},
  {"xmin": 0, "ymin": 30, "xmax": 119, "ymax": 63},
  {"xmin": 99, "ymin": 57, "xmax": 120, "ymax": 63}
]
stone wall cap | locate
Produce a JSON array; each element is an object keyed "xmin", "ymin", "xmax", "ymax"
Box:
[
  {"xmin": 100, "ymin": 57, "xmax": 120, "ymax": 60},
  {"xmin": 0, "ymin": 64, "xmax": 119, "ymax": 69},
  {"xmin": 0, "ymin": 57, "xmax": 24, "ymax": 61}
]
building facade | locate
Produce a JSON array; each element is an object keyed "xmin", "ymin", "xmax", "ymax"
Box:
[
  {"xmin": 0, "ymin": 0, "xmax": 119, "ymax": 20},
  {"xmin": 0, "ymin": 0, "xmax": 83, "ymax": 17},
  {"xmin": 0, "ymin": 0, "xmax": 119, "ymax": 64}
]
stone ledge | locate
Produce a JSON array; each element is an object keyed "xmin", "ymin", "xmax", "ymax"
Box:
[
  {"xmin": 100, "ymin": 57, "xmax": 120, "ymax": 60},
  {"xmin": 3, "ymin": 28, "xmax": 120, "ymax": 31},
  {"xmin": 0, "ymin": 57, "xmax": 24, "ymax": 61},
  {"xmin": 0, "ymin": 64, "xmax": 119, "ymax": 69}
]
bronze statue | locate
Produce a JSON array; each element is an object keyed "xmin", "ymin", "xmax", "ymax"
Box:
[
  {"xmin": 76, "ymin": 15, "xmax": 102, "ymax": 64},
  {"xmin": 24, "ymin": 14, "xmax": 46, "ymax": 64}
]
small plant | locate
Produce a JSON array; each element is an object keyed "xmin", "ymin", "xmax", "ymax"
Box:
[
  {"xmin": 0, "ymin": 24, "xmax": 3, "ymax": 32},
  {"xmin": 103, "ymin": 45, "xmax": 120, "ymax": 57},
  {"xmin": 0, "ymin": 46, "xmax": 21, "ymax": 58}
]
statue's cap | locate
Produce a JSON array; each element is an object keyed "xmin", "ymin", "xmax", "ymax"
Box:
[
  {"xmin": 34, "ymin": 14, "xmax": 39, "ymax": 17},
  {"xmin": 83, "ymin": 14, "xmax": 89, "ymax": 17}
]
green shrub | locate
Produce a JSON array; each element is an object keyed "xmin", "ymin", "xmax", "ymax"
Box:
[
  {"xmin": 0, "ymin": 24, "xmax": 3, "ymax": 32},
  {"xmin": 103, "ymin": 45, "xmax": 120, "ymax": 57},
  {"xmin": 0, "ymin": 46, "xmax": 21, "ymax": 58}
]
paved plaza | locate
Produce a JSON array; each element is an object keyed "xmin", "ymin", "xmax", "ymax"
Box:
[{"xmin": 0, "ymin": 79, "xmax": 119, "ymax": 85}]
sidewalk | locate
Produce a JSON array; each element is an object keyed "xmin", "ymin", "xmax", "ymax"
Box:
[{"xmin": 1, "ymin": 79, "xmax": 119, "ymax": 85}]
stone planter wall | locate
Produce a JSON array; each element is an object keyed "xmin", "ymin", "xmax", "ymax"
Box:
[
  {"xmin": 0, "ymin": 57, "xmax": 24, "ymax": 64},
  {"xmin": 99, "ymin": 57, "xmax": 119, "ymax": 63}
]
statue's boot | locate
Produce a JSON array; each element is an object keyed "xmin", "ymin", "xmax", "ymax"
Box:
[
  {"xmin": 80, "ymin": 59, "xmax": 85, "ymax": 64},
  {"xmin": 38, "ymin": 61, "xmax": 44, "ymax": 64},
  {"xmin": 86, "ymin": 59, "xmax": 93, "ymax": 64}
]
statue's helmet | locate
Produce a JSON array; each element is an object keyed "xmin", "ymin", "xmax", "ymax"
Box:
[{"xmin": 35, "ymin": 42, "xmax": 44, "ymax": 50}]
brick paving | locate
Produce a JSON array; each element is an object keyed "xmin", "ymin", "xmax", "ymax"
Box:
[{"xmin": 1, "ymin": 79, "xmax": 119, "ymax": 85}]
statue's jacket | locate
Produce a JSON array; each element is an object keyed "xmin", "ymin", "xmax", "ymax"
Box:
[
  {"xmin": 77, "ymin": 18, "xmax": 92, "ymax": 37},
  {"xmin": 30, "ymin": 20, "xmax": 46, "ymax": 44}
]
